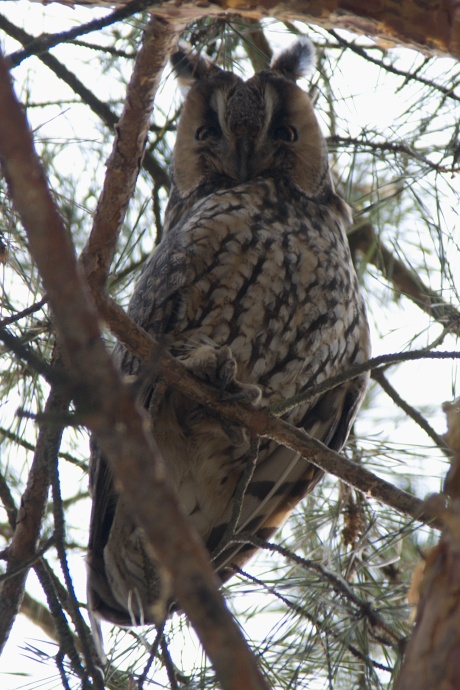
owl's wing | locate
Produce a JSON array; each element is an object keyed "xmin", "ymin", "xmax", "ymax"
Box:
[
  {"xmin": 209, "ymin": 374, "xmax": 369, "ymax": 580},
  {"xmin": 88, "ymin": 187, "xmax": 370, "ymax": 625},
  {"xmin": 87, "ymin": 226, "xmax": 199, "ymax": 623}
]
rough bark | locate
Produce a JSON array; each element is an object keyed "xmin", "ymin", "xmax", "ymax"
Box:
[
  {"xmin": 19, "ymin": 0, "xmax": 460, "ymax": 59},
  {"xmin": 0, "ymin": 37, "xmax": 270, "ymax": 690},
  {"xmin": 394, "ymin": 399, "xmax": 460, "ymax": 690}
]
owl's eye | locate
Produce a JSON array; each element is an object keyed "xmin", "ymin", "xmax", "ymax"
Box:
[
  {"xmin": 273, "ymin": 125, "xmax": 298, "ymax": 143},
  {"xmin": 195, "ymin": 125, "xmax": 220, "ymax": 141}
]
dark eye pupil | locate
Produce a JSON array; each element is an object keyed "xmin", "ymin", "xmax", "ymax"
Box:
[
  {"xmin": 274, "ymin": 126, "xmax": 298, "ymax": 142},
  {"xmin": 196, "ymin": 125, "xmax": 219, "ymax": 141}
]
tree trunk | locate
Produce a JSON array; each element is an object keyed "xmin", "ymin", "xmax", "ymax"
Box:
[{"xmin": 394, "ymin": 400, "xmax": 460, "ymax": 690}]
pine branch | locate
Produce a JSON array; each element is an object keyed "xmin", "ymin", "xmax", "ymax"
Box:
[
  {"xmin": 34, "ymin": 558, "xmax": 93, "ymax": 690},
  {"xmin": 0, "ymin": 386, "xmax": 66, "ymax": 654},
  {"xmin": 0, "ymin": 426, "xmax": 86, "ymax": 469},
  {"xmin": 79, "ymin": 15, "xmax": 177, "ymax": 293},
  {"xmin": 372, "ymin": 369, "xmax": 449, "ymax": 454},
  {"xmin": 328, "ymin": 29, "xmax": 460, "ymax": 104},
  {"xmin": 50, "ymin": 452, "xmax": 103, "ymax": 686},
  {"xmin": 349, "ymin": 222, "xmax": 460, "ymax": 335},
  {"xmin": 0, "ymin": 33, "xmax": 270, "ymax": 690},
  {"xmin": 236, "ymin": 567, "xmax": 393, "ymax": 674},
  {"xmin": 236, "ymin": 534, "xmax": 404, "ymax": 647},
  {"xmin": 101, "ymin": 297, "xmax": 448, "ymax": 529},
  {"xmin": 0, "ymin": 14, "xmax": 169, "ymax": 189},
  {"xmin": 329, "ymin": 135, "xmax": 459, "ymax": 174},
  {"xmin": 6, "ymin": 0, "xmax": 153, "ymax": 67}
]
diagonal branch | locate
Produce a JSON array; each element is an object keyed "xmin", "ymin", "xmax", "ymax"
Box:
[
  {"xmin": 0, "ymin": 386, "xmax": 67, "ymax": 654},
  {"xmin": 6, "ymin": 0, "xmax": 154, "ymax": 67},
  {"xmin": 349, "ymin": 222, "xmax": 460, "ymax": 335},
  {"xmin": 372, "ymin": 369, "xmax": 450, "ymax": 455},
  {"xmin": 79, "ymin": 15, "xmax": 177, "ymax": 293},
  {"xmin": 0, "ymin": 36, "xmax": 270, "ymax": 690},
  {"xmin": 101, "ymin": 297, "xmax": 447, "ymax": 529},
  {"xmin": 0, "ymin": 13, "xmax": 169, "ymax": 189}
]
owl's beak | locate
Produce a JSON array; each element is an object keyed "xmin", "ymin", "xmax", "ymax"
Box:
[{"xmin": 235, "ymin": 137, "xmax": 255, "ymax": 183}]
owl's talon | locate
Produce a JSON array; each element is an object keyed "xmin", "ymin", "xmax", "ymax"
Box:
[
  {"xmin": 216, "ymin": 357, "xmax": 238, "ymax": 392},
  {"xmin": 220, "ymin": 384, "xmax": 261, "ymax": 405},
  {"xmin": 180, "ymin": 344, "xmax": 261, "ymax": 406},
  {"xmin": 219, "ymin": 419, "xmax": 246, "ymax": 445}
]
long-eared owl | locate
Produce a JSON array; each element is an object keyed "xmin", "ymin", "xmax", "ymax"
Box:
[{"xmin": 87, "ymin": 37, "xmax": 371, "ymax": 627}]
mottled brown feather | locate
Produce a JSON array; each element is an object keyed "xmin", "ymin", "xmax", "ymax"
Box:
[{"xmin": 87, "ymin": 39, "xmax": 371, "ymax": 627}]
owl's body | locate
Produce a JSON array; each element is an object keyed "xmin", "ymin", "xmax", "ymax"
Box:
[{"xmin": 87, "ymin": 39, "xmax": 371, "ymax": 627}]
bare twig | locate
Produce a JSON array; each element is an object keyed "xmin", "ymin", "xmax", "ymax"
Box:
[
  {"xmin": 328, "ymin": 30, "xmax": 460, "ymax": 104},
  {"xmin": 0, "ymin": 296, "xmax": 47, "ymax": 328},
  {"xmin": 0, "ymin": 326, "xmax": 69, "ymax": 388},
  {"xmin": 0, "ymin": 14, "xmax": 169, "ymax": 189},
  {"xmin": 0, "ymin": 426, "xmax": 86, "ymax": 469},
  {"xmin": 160, "ymin": 636, "xmax": 180, "ymax": 690},
  {"xmin": 372, "ymin": 369, "xmax": 450, "ymax": 455},
  {"xmin": 329, "ymin": 135, "xmax": 459, "ymax": 174},
  {"xmin": 236, "ymin": 534, "xmax": 403, "ymax": 647},
  {"xmin": 271, "ymin": 350, "xmax": 460, "ymax": 417},
  {"xmin": 0, "ymin": 387, "xmax": 66, "ymax": 654},
  {"xmin": 349, "ymin": 222, "xmax": 460, "ymax": 335},
  {"xmin": 137, "ymin": 625, "xmax": 164, "ymax": 689},
  {"xmin": 6, "ymin": 0, "xmax": 154, "ymax": 67}
]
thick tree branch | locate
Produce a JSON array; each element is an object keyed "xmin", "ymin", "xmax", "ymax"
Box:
[
  {"xmin": 102, "ymin": 297, "xmax": 448, "ymax": 529},
  {"xmin": 0, "ymin": 43, "xmax": 270, "ymax": 690},
  {"xmin": 19, "ymin": 0, "xmax": 460, "ymax": 59},
  {"xmin": 79, "ymin": 15, "xmax": 177, "ymax": 293}
]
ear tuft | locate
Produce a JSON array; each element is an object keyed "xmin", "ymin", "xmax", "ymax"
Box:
[
  {"xmin": 270, "ymin": 37, "xmax": 316, "ymax": 80},
  {"xmin": 170, "ymin": 42, "xmax": 219, "ymax": 86}
]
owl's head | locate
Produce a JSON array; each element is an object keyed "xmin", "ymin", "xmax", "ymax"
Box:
[{"xmin": 170, "ymin": 38, "xmax": 331, "ymax": 201}]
